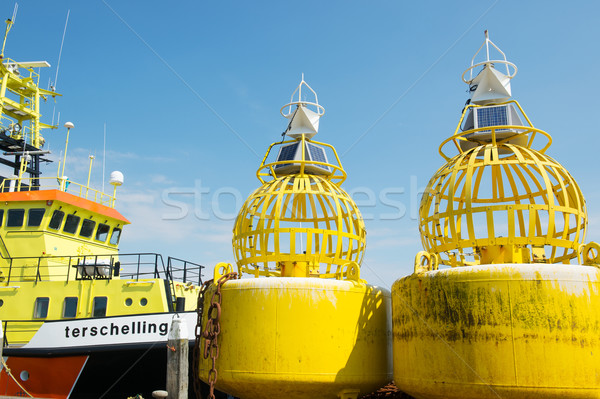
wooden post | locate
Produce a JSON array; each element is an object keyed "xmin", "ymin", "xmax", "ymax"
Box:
[{"xmin": 167, "ymin": 315, "xmax": 188, "ymax": 399}]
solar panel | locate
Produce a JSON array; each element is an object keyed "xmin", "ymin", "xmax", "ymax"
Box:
[
  {"xmin": 476, "ymin": 106, "xmax": 508, "ymax": 128},
  {"xmin": 306, "ymin": 143, "xmax": 330, "ymax": 171},
  {"xmin": 275, "ymin": 142, "xmax": 300, "ymax": 169}
]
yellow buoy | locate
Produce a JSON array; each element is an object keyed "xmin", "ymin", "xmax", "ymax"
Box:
[
  {"xmin": 198, "ymin": 77, "xmax": 392, "ymax": 399},
  {"xmin": 392, "ymin": 32, "xmax": 600, "ymax": 399}
]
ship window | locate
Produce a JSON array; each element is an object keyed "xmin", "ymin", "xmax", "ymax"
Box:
[
  {"xmin": 48, "ymin": 210, "xmax": 65, "ymax": 230},
  {"xmin": 95, "ymin": 223, "xmax": 110, "ymax": 242},
  {"xmin": 27, "ymin": 208, "xmax": 45, "ymax": 227},
  {"xmin": 109, "ymin": 228, "xmax": 122, "ymax": 245},
  {"xmin": 92, "ymin": 296, "xmax": 107, "ymax": 317},
  {"xmin": 7, "ymin": 209, "xmax": 24, "ymax": 227},
  {"xmin": 0, "ymin": 210, "xmax": 3, "ymax": 225},
  {"xmin": 62, "ymin": 297, "xmax": 78, "ymax": 318},
  {"xmin": 63, "ymin": 214, "xmax": 81, "ymax": 234},
  {"xmin": 79, "ymin": 219, "xmax": 96, "ymax": 238},
  {"xmin": 33, "ymin": 297, "xmax": 49, "ymax": 319}
]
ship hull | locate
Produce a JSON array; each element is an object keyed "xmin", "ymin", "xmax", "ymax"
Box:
[
  {"xmin": 1, "ymin": 312, "xmax": 199, "ymax": 399},
  {"xmin": 391, "ymin": 264, "xmax": 600, "ymax": 399}
]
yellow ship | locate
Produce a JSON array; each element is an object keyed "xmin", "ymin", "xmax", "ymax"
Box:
[
  {"xmin": 196, "ymin": 77, "xmax": 392, "ymax": 399},
  {"xmin": 0, "ymin": 17, "xmax": 204, "ymax": 399},
  {"xmin": 391, "ymin": 32, "xmax": 600, "ymax": 398}
]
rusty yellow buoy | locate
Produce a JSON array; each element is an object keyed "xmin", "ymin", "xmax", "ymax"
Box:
[
  {"xmin": 392, "ymin": 32, "xmax": 600, "ymax": 399},
  {"xmin": 198, "ymin": 78, "xmax": 392, "ymax": 399}
]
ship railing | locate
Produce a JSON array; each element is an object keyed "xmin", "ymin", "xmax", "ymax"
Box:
[
  {"xmin": 2, "ymin": 58, "xmax": 42, "ymax": 84},
  {"xmin": 117, "ymin": 253, "xmax": 204, "ymax": 286},
  {"xmin": 0, "ymin": 253, "xmax": 204, "ymax": 285},
  {"xmin": 0, "ymin": 176, "xmax": 117, "ymax": 208}
]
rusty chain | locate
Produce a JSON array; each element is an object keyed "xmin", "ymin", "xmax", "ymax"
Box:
[
  {"xmin": 193, "ymin": 272, "xmax": 238, "ymax": 399},
  {"xmin": 193, "ymin": 278, "xmax": 213, "ymax": 399}
]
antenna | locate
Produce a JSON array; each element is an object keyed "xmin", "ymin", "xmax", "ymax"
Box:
[
  {"xmin": 60, "ymin": 122, "xmax": 74, "ymax": 190},
  {"xmin": 0, "ymin": 4, "xmax": 16, "ymax": 58},
  {"xmin": 11, "ymin": 3, "xmax": 17, "ymax": 23},
  {"xmin": 280, "ymin": 75, "xmax": 325, "ymax": 139},
  {"xmin": 51, "ymin": 10, "xmax": 70, "ymax": 126},
  {"xmin": 54, "ymin": 9, "xmax": 69, "ymax": 89},
  {"xmin": 102, "ymin": 123, "xmax": 106, "ymax": 193}
]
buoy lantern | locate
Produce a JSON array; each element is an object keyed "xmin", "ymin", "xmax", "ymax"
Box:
[
  {"xmin": 391, "ymin": 32, "xmax": 600, "ymax": 399},
  {"xmin": 198, "ymin": 77, "xmax": 392, "ymax": 399}
]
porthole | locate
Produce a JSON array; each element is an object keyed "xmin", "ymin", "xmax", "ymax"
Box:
[
  {"xmin": 20, "ymin": 370, "xmax": 29, "ymax": 381},
  {"xmin": 0, "ymin": 299, "xmax": 4, "ymax": 307},
  {"xmin": 125, "ymin": 298, "xmax": 132, "ymax": 306},
  {"xmin": 140, "ymin": 298, "xmax": 148, "ymax": 306}
]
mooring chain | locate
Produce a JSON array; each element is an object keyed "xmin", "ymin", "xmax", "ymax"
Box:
[
  {"xmin": 195, "ymin": 272, "xmax": 238, "ymax": 399},
  {"xmin": 193, "ymin": 278, "xmax": 213, "ymax": 399}
]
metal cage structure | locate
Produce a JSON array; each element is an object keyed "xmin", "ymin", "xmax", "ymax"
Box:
[
  {"xmin": 420, "ymin": 117, "xmax": 588, "ymax": 267},
  {"xmin": 233, "ymin": 173, "xmax": 366, "ymax": 279}
]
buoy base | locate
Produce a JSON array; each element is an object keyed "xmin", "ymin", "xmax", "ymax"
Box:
[
  {"xmin": 199, "ymin": 277, "xmax": 392, "ymax": 399},
  {"xmin": 392, "ymin": 264, "xmax": 600, "ymax": 399}
]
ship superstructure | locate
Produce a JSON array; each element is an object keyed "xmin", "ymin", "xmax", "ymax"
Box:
[{"xmin": 0, "ymin": 17, "xmax": 205, "ymax": 399}]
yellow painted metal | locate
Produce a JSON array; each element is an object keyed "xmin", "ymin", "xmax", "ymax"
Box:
[
  {"xmin": 394, "ymin": 89, "xmax": 600, "ymax": 398},
  {"xmin": 198, "ymin": 277, "xmax": 392, "ymax": 399},
  {"xmin": 0, "ymin": 57, "xmax": 61, "ymax": 149},
  {"xmin": 256, "ymin": 136, "xmax": 347, "ymax": 185},
  {"xmin": 0, "ymin": 199, "xmax": 125, "ymax": 281},
  {"xmin": 0, "ymin": 277, "xmax": 200, "ymax": 344},
  {"xmin": 392, "ymin": 264, "xmax": 600, "ymax": 399},
  {"xmin": 0, "ymin": 176, "xmax": 118, "ymax": 207},
  {"xmin": 205, "ymin": 123, "xmax": 392, "ymax": 398},
  {"xmin": 1, "ymin": 18, "xmax": 13, "ymax": 58},
  {"xmin": 233, "ymin": 168, "xmax": 366, "ymax": 279},
  {"xmin": 419, "ymin": 101, "xmax": 588, "ymax": 267}
]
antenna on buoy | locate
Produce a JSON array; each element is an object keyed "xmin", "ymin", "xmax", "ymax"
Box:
[
  {"xmin": 461, "ymin": 30, "xmax": 518, "ymax": 105},
  {"xmin": 280, "ymin": 75, "xmax": 325, "ymax": 139},
  {"xmin": 272, "ymin": 77, "xmax": 332, "ymax": 176}
]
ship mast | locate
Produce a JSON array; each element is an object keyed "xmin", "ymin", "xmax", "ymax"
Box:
[{"xmin": 0, "ymin": 16, "xmax": 61, "ymax": 189}]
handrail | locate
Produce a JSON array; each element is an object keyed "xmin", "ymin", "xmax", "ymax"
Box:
[
  {"xmin": 0, "ymin": 252, "xmax": 204, "ymax": 285},
  {"xmin": 0, "ymin": 176, "xmax": 116, "ymax": 208},
  {"xmin": 439, "ymin": 125, "xmax": 552, "ymax": 161},
  {"xmin": 256, "ymin": 137, "xmax": 347, "ymax": 185}
]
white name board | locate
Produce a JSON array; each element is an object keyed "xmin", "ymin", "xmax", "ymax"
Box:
[{"xmin": 25, "ymin": 312, "xmax": 198, "ymax": 348}]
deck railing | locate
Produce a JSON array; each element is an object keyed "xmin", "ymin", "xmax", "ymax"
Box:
[
  {"xmin": 0, "ymin": 176, "xmax": 117, "ymax": 207},
  {"xmin": 0, "ymin": 252, "xmax": 205, "ymax": 285}
]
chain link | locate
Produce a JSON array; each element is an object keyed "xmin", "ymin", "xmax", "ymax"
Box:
[
  {"xmin": 193, "ymin": 279, "xmax": 213, "ymax": 399},
  {"xmin": 193, "ymin": 272, "xmax": 238, "ymax": 399}
]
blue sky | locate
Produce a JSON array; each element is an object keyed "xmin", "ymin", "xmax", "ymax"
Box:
[{"xmin": 3, "ymin": 1, "xmax": 599, "ymax": 287}]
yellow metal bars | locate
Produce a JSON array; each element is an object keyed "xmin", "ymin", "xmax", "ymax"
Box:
[
  {"xmin": 233, "ymin": 174, "xmax": 366, "ymax": 278},
  {"xmin": 420, "ymin": 143, "xmax": 587, "ymax": 266},
  {"xmin": 256, "ymin": 137, "xmax": 347, "ymax": 185}
]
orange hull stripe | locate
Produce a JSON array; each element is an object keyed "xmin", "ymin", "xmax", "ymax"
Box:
[
  {"xmin": 0, "ymin": 190, "xmax": 130, "ymax": 224},
  {"xmin": 0, "ymin": 355, "xmax": 88, "ymax": 399}
]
